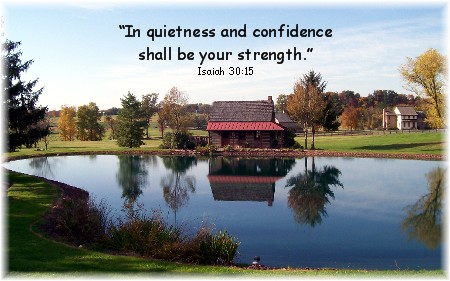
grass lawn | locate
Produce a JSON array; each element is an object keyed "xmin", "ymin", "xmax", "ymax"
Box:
[
  {"xmin": 307, "ymin": 131, "xmax": 445, "ymax": 155},
  {"xmin": 4, "ymin": 130, "xmax": 446, "ymax": 160},
  {"xmin": 5, "ymin": 170, "xmax": 445, "ymax": 277}
]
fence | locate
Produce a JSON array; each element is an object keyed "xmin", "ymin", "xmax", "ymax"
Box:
[{"xmin": 301, "ymin": 129, "xmax": 445, "ymax": 137}]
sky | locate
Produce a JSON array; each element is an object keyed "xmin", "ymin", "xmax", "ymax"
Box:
[{"xmin": 3, "ymin": 0, "xmax": 448, "ymax": 111}]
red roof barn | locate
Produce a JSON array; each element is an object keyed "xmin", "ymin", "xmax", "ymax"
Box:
[{"xmin": 207, "ymin": 96, "xmax": 289, "ymax": 148}]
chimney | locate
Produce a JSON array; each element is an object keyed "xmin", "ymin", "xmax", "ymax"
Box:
[{"xmin": 268, "ymin": 96, "xmax": 273, "ymax": 103}]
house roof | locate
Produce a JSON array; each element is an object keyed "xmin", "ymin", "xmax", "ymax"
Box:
[
  {"xmin": 395, "ymin": 106, "xmax": 418, "ymax": 115},
  {"xmin": 207, "ymin": 121, "xmax": 284, "ymax": 131},
  {"xmin": 275, "ymin": 112, "xmax": 296, "ymax": 123},
  {"xmin": 209, "ymin": 100, "xmax": 274, "ymax": 122}
]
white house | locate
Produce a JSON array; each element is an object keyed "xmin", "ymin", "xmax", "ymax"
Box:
[{"xmin": 383, "ymin": 106, "xmax": 419, "ymax": 130}]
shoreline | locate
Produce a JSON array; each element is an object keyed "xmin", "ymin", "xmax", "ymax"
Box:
[{"xmin": 4, "ymin": 148, "xmax": 446, "ymax": 162}]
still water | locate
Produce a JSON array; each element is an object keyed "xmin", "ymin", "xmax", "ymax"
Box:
[{"xmin": 4, "ymin": 155, "xmax": 445, "ymax": 270}]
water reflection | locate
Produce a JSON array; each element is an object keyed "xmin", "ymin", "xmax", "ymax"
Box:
[
  {"xmin": 116, "ymin": 155, "xmax": 149, "ymax": 204},
  {"xmin": 285, "ymin": 157, "xmax": 343, "ymax": 227},
  {"xmin": 160, "ymin": 156, "xmax": 197, "ymax": 221},
  {"xmin": 3, "ymin": 155, "xmax": 444, "ymax": 269},
  {"xmin": 401, "ymin": 166, "xmax": 445, "ymax": 249},
  {"xmin": 207, "ymin": 157, "xmax": 295, "ymax": 206},
  {"xmin": 28, "ymin": 157, "xmax": 56, "ymax": 178}
]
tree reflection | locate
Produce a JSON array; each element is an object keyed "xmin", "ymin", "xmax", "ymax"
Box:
[
  {"xmin": 160, "ymin": 156, "xmax": 196, "ymax": 221},
  {"xmin": 116, "ymin": 155, "xmax": 149, "ymax": 204},
  {"xmin": 29, "ymin": 157, "xmax": 55, "ymax": 178},
  {"xmin": 285, "ymin": 157, "xmax": 343, "ymax": 227},
  {"xmin": 401, "ymin": 166, "xmax": 445, "ymax": 249}
]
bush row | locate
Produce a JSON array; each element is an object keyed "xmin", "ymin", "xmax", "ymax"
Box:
[{"xmin": 42, "ymin": 195, "xmax": 240, "ymax": 265}]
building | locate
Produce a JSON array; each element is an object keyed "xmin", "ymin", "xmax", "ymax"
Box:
[
  {"xmin": 383, "ymin": 106, "xmax": 421, "ymax": 130},
  {"xmin": 275, "ymin": 112, "xmax": 303, "ymax": 134},
  {"xmin": 207, "ymin": 96, "xmax": 290, "ymax": 148}
]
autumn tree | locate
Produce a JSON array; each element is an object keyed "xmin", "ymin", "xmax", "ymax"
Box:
[
  {"xmin": 287, "ymin": 71, "xmax": 326, "ymax": 149},
  {"xmin": 116, "ymin": 92, "xmax": 146, "ymax": 148},
  {"xmin": 3, "ymin": 40, "xmax": 49, "ymax": 151},
  {"xmin": 76, "ymin": 102, "xmax": 105, "ymax": 141},
  {"xmin": 141, "ymin": 93, "xmax": 159, "ymax": 139},
  {"xmin": 399, "ymin": 48, "xmax": 447, "ymax": 128},
  {"xmin": 341, "ymin": 106, "xmax": 360, "ymax": 131},
  {"xmin": 159, "ymin": 87, "xmax": 191, "ymax": 133},
  {"xmin": 58, "ymin": 105, "xmax": 76, "ymax": 141},
  {"xmin": 157, "ymin": 111, "xmax": 166, "ymax": 138}
]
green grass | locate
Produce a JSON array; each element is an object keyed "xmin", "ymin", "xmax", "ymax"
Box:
[
  {"xmin": 5, "ymin": 131, "xmax": 445, "ymax": 160},
  {"xmin": 306, "ymin": 131, "xmax": 445, "ymax": 155},
  {"xmin": 5, "ymin": 170, "xmax": 446, "ymax": 277}
]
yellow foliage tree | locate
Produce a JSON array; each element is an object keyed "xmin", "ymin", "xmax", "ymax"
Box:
[
  {"xmin": 287, "ymin": 71, "xmax": 326, "ymax": 149},
  {"xmin": 58, "ymin": 105, "xmax": 76, "ymax": 141},
  {"xmin": 399, "ymin": 48, "xmax": 447, "ymax": 128}
]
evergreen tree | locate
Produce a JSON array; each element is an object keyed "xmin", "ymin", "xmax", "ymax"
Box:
[
  {"xmin": 321, "ymin": 92, "xmax": 342, "ymax": 131},
  {"xmin": 116, "ymin": 92, "xmax": 145, "ymax": 148},
  {"xmin": 3, "ymin": 40, "xmax": 49, "ymax": 151}
]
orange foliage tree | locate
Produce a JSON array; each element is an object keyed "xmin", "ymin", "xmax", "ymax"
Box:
[{"xmin": 341, "ymin": 106, "xmax": 360, "ymax": 131}]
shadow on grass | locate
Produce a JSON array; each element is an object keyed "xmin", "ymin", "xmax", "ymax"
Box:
[{"xmin": 355, "ymin": 142, "xmax": 443, "ymax": 151}]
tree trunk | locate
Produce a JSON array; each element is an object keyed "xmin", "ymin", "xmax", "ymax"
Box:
[{"xmin": 304, "ymin": 123, "xmax": 308, "ymax": 149}]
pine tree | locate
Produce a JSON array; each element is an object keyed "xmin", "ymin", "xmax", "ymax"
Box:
[
  {"xmin": 3, "ymin": 40, "xmax": 49, "ymax": 151},
  {"xmin": 116, "ymin": 92, "xmax": 145, "ymax": 148}
]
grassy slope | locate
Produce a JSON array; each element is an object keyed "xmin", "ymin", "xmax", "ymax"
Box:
[
  {"xmin": 309, "ymin": 131, "xmax": 445, "ymax": 155},
  {"xmin": 5, "ymin": 171, "xmax": 445, "ymax": 277}
]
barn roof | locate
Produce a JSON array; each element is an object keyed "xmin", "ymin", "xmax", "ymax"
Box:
[
  {"xmin": 209, "ymin": 100, "xmax": 274, "ymax": 122},
  {"xmin": 207, "ymin": 121, "xmax": 284, "ymax": 131}
]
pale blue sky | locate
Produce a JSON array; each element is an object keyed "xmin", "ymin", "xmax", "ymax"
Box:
[{"xmin": 4, "ymin": 1, "xmax": 447, "ymax": 110}]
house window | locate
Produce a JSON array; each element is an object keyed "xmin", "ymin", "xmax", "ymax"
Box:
[
  {"xmin": 238, "ymin": 131, "xmax": 246, "ymax": 140},
  {"xmin": 255, "ymin": 131, "xmax": 261, "ymax": 140}
]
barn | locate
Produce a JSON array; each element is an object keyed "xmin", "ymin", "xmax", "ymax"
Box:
[{"xmin": 206, "ymin": 96, "xmax": 289, "ymax": 148}]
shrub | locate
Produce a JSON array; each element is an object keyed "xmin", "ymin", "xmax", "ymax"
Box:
[
  {"xmin": 106, "ymin": 212, "xmax": 182, "ymax": 259},
  {"xmin": 44, "ymin": 196, "xmax": 110, "ymax": 246},
  {"xmin": 223, "ymin": 144, "xmax": 234, "ymax": 152},
  {"xmin": 195, "ymin": 144, "xmax": 217, "ymax": 155},
  {"xmin": 162, "ymin": 131, "xmax": 196, "ymax": 149},
  {"xmin": 292, "ymin": 141, "xmax": 303, "ymax": 149},
  {"xmin": 198, "ymin": 229, "xmax": 240, "ymax": 265}
]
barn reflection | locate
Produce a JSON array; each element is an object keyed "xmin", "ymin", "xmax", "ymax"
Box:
[{"xmin": 207, "ymin": 157, "xmax": 295, "ymax": 206}]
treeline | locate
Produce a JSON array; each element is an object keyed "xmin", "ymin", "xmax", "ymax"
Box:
[
  {"xmin": 49, "ymin": 101, "xmax": 211, "ymax": 134},
  {"xmin": 276, "ymin": 89, "xmax": 425, "ymax": 131},
  {"xmin": 53, "ymin": 87, "xmax": 210, "ymax": 149}
]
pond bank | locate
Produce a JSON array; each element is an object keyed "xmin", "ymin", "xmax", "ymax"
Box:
[{"xmin": 5, "ymin": 148, "xmax": 445, "ymax": 162}]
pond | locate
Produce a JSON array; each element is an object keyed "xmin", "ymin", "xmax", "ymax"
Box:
[{"xmin": 4, "ymin": 155, "xmax": 445, "ymax": 270}]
